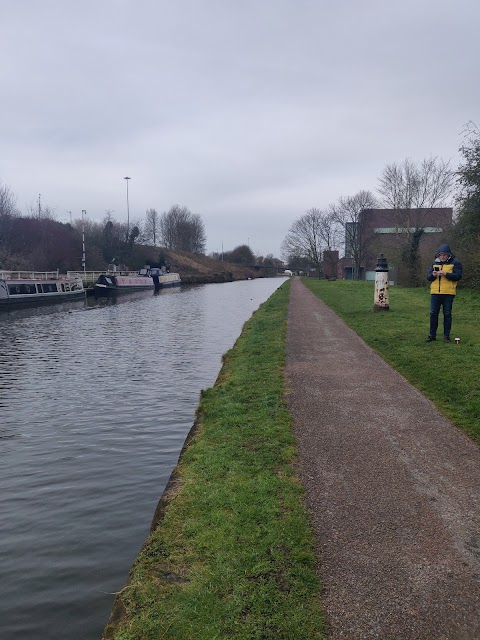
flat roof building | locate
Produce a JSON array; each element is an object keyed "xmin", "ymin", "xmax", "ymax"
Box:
[{"xmin": 338, "ymin": 207, "xmax": 453, "ymax": 284}]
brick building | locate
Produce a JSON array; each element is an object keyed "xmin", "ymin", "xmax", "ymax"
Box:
[{"xmin": 337, "ymin": 207, "xmax": 453, "ymax": 284}]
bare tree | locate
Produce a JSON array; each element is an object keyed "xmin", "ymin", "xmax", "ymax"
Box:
[
  {"xmin": 377, "ymin": 157, "xmax": 455, "ymax": 285},
  {"xmin": 160, "ymin": 205, "xmax": 189, "ymax": 249},
  {"xmin": 281, "ymin": 208, "xmax": 326, "ymax": 277},
  {"xmin": 189, "ymin": 213, "xmax": 207, "ymax": 254},
  {"xmin": 159, "ymin": 205, "xmax": 207, "ymax": 253},
  {"xmin": 144, "ymin": 208, "xmax": 160, "ymax": 246},
  {"xmin": 0, "ymin": 181, "xmax": 18, "ymax": 217},
  {"xmin": 317, "ymin": 209, "xmax": 340, "ymax": 250},
  {"xmin": 378, "ymin": 157, "xmax": 454, "ymax": 209},
  {"xmin": 330, "ymin": 190, "xmax": 378, "ymax": 279},
  {"xmin": 0, "ymin": 181, "xmax": 19, "ymax": 248}
]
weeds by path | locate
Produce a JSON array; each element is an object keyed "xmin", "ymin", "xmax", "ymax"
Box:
[
  {"xmin": 103, "ymin": 281, "xmax": 325, "ymax": 640},
  {"xmin": 303, "ymin": 278, "xmax": 480, "ymax": 443}
]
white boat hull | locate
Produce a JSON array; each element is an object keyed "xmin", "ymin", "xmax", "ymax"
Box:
[{"xmin": 0, "ymin": 278, "xmax": 85, "ymax": 307}]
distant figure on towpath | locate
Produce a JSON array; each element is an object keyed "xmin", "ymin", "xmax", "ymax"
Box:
[{"xmin": 425, "ymin": 243, "xmax": 462, "ymax": 343}]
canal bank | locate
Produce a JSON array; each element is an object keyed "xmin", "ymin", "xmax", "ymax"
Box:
[{"xmin": 102, "ymin": 280, "xmax": 325, "ymax": 640}]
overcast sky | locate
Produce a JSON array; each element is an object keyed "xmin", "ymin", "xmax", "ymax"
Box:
[{"xmin": 1, "ymin": 0, "xmax": 479, "ymax": 257}]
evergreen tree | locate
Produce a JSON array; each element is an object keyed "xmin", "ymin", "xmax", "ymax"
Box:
[{"xmin": 453, "ymin": 122, "xmax": 480, "ymax": 287}]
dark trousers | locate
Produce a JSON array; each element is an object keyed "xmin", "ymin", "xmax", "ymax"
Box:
[{"xmin": 429, "ymin": 294, "xmax": 455, "ymax": 338}]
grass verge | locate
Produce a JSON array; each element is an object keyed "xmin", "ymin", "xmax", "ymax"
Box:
[
  {"xmin": 303, "ymin": 278, "xmax": 480, "ymax": 444},
  {"xmin": 103, "ymin": 280, "xmax": 325, "ymax": 640}
]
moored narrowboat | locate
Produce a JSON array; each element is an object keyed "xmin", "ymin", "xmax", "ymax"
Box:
[
  {"xmin": 94, "ymin": 267, "xmax": 181, "ymax": 294},
  {"xmin": 0, "ymin": 276, "xmax": 85, "ymax": 307}
]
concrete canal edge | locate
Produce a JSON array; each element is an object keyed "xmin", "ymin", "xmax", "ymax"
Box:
[
  {"xmin": 148, "ymin": 420, "xmax": 202, "ymax": 535},
  {"xmin": 102, "ymin": 419, "xmax": 202, "ymax": 638}
]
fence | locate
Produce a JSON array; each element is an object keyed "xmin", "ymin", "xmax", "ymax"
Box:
[
  {"xmin": 0, "ymin": 270, "xmax": 60, "ymax": 280},
  {"xmin": 67, "ymin": 270, "xmax": 139, "ymax": 286},
  {"xmin": 0, "ymin": 270, "xmax": 141, "ymax": 286}
]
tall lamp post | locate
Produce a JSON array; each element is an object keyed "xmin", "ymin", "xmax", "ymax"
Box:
[
  {"xmin": 81, "ymin": 210, "xmax": 87, "ymax": 275},
  {"xmin": 124, "ymin": 176, "xmax": 131, "ymax": 242}
]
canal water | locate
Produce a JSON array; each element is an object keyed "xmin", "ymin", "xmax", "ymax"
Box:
[{"xmin": 0, "ymin": 278, "xmax": 286, "ymax": 640}]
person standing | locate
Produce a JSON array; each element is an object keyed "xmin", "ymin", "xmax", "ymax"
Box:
[{"xmin": 425, "ymin": 244, "xmax": 462, "ymax": 343}]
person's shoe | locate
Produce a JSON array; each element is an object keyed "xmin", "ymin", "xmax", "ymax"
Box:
[
  {"xmin": 444, "ymin": 336, "xmax": 451, "ymax": 342},
  {"xmin": 425, "ymin": 336, "xmax": 436, "ymax": 343}
]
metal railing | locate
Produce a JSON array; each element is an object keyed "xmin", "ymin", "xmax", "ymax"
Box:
[
  {"xmin": 67, "ymin": 270, "xmax": 138, "ymax": 279},
  {"xmin": 67, "ymin": 270, "xmax": 139, "ymax": 286},
  {"xmin": 0, "ymin": 270, "xmax": 61, "ymax": 280},
  {"xmin": 0, "ymin": 269, "xmax": 140, "ymax": 284}
]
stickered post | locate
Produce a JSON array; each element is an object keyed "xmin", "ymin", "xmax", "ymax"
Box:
[{"xmin": 374, "ymin": 254, "xmax": 390, "ymax": 312}]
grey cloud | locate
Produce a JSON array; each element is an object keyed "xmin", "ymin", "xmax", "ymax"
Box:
[{"xmin": 1, "ymin": 0, "xmax": 479, "ymax": 256}]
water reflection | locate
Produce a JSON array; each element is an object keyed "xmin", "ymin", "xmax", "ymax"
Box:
[
  {"xmin": 0, "ymin": 297, "xmax": 88, "ymax": 322},
  {"xmin": 0, "ymin": 278, "xmax": 286, "ymax": 640}
]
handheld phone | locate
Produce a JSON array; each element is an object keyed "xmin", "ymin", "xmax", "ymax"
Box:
[{"xmin": 433, "ymin": 265, "xmax": 440, "ymax": 271}]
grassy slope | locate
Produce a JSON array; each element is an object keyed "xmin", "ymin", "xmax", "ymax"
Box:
[
  {"xmin": 303, "ymin": 278, "xmax": 480, "ymax": 443},
  {"xmin": 103, "ymin": 281, "xmax": 324, "ymax": 640},
  {"xmin": 133, "ymin": 245, "xmax": 259, "ymax": 279}
]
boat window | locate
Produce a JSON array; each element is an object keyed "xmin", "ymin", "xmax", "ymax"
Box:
[
  {"xmin": 36, "ymin": 284, "xmax": 44, "ymax": 293},
  {"xmin": 8, "ymin": 283, "xmax": 38, "ymax": 295}
]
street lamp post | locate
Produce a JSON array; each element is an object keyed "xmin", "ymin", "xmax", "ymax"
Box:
[
  {"xmin": 124, "ymin": 176, "xmax": 131, "ymax": 242},
  {"xmin": 81, "ymin": 210, "xmax": 87, "ymax": 275}
]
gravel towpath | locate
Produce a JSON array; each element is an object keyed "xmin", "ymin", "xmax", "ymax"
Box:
[{"xmin": 285, "ymin": 278, "xmax": 480, "ymax": 640}]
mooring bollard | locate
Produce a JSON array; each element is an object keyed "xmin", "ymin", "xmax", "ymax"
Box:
[{"xmin": 374, "ymin": 254, "xmax": 389, "ymax": 312}]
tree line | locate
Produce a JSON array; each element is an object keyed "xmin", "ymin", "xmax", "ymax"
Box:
[
  {"xmin": 0, "ymin": 192, "xmax": 281, "ymax": 274},
  {"xmin": 209, "ymin": 244, "xmax": 282, "ymax": 270},
  {"xmin": 282, "ymin": 123, "xmax": 480, "ymax": 287},
  {"xmin": 0, "ymin": 199, "xmax": 209, "ymax": 272}
]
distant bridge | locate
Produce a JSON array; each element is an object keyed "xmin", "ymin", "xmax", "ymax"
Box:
[{"xmin": 241, "ymin": 264, "xmax": 309, "ymax": 271}]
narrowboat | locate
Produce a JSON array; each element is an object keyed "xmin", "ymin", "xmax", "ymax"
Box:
[
  {"xmin": 94, "ymin": 267, "xmax": 181, "ymax": 294},
  {"xmin": 0, "ymin": 276, "xmax": 85, "ymax": 307}
]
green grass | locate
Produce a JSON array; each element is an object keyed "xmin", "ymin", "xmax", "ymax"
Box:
[
  {"xmin": 103, "ymin": 280, "xmax": 325, "ymax": 640},
  {"xmin": 302, "ymin": 278, "xmax": 480, "ymax": 443}
]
